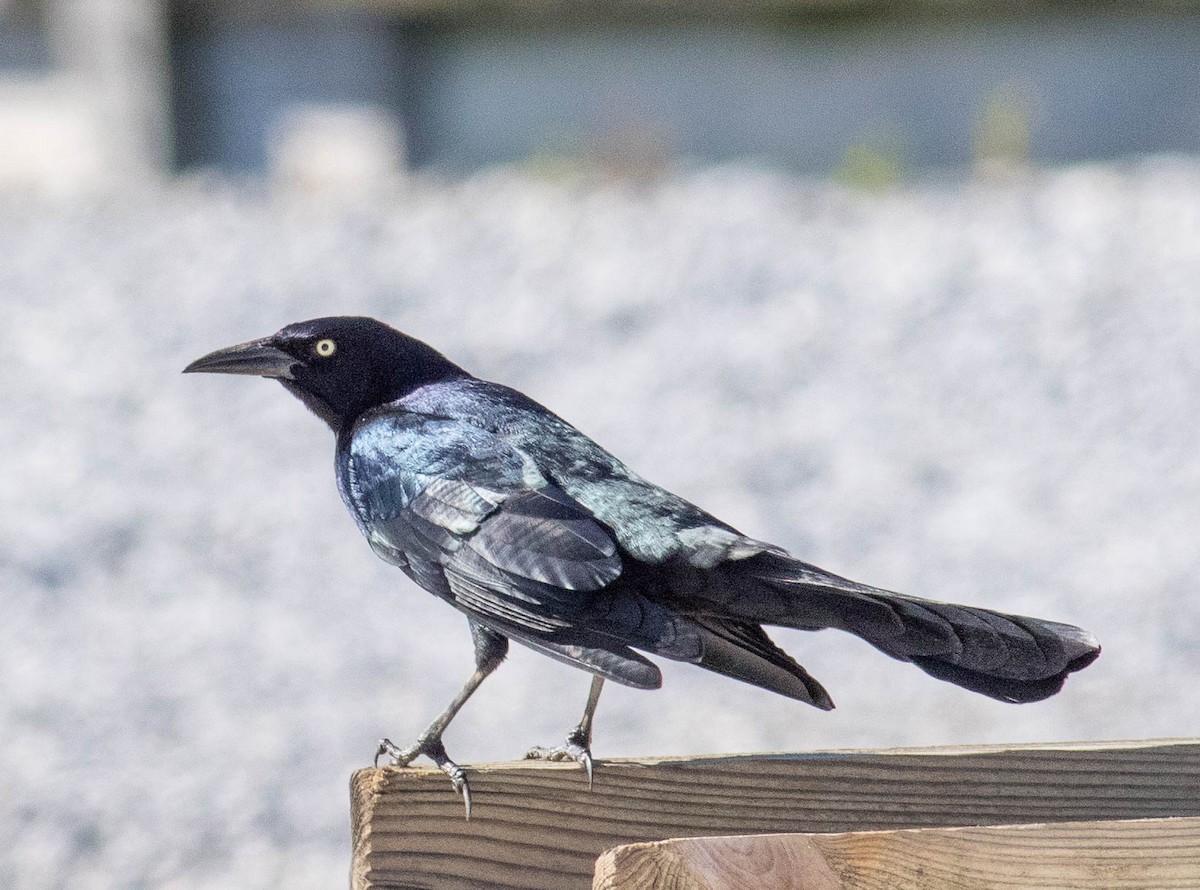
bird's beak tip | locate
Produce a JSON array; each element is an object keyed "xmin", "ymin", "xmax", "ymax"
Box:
[{"xmin": 184, "ymin": 339, "xmax": 299, "ymax": 380}]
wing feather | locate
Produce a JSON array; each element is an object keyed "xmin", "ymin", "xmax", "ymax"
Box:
[{"xmin": 340, "ymin": 411, "xmax": 701, "ymax": 668}]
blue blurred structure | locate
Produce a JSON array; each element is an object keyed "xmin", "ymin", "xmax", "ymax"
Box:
[
  {"xmin": 165, "ymin": 7, "xmax": 1200, "ymax": 175},
  {"xmin": 0, "ymin": 31, "xmax": 49, "ymax": 72},
  {"xmin": 412, "ymin": 15, "xmax": 1200, "ymax": 173},
  {"xmin": 3, "ymin": 2, "xmax": 1200, "ymax": 186},
  {"xmin": 0, "ymin": 0, "xmax": 48, "ymax": 72},
  {"xmin": 169, "ymin": 14, "xmax": 415, "ymax": 172}
]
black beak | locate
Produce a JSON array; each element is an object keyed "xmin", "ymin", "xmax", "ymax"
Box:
[{"xmin": 183, "ymin": 338, "xmax": 298, "ymax": 379}]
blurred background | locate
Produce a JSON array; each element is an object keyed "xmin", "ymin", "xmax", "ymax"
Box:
[{"xmin": 3, "ymin": 1, "xmax": 1200, "ymax": 887}]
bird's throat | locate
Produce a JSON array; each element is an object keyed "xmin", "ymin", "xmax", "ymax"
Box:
[{"xmin": 279, "ymin": 379, "xmax": 345, "ymax": 432}]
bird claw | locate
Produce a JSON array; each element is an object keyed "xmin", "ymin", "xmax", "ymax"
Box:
[
  {"xmin": 440, "ymin": 761, "xmax": 472, "ymax": 820},
  {"xmin": 375, "ymin": 737, "xmax": 414, "ymax": 767},
  {"xmin": 525, "ymin": 729, "xmax": 595, "ymax": 789},
  {"xmin": 374, "ymin": 735, "xmax": 473, "ymax": 819}
]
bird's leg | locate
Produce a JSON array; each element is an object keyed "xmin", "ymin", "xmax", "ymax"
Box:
[
  {"xmin": 376, "ymin": 623, "xmax": 508, "ymax": 819},
  {"xmin": 525, "ymin": 674, "xmax": 604, "ymax": 788}
]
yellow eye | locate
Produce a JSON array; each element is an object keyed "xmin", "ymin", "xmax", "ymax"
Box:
[{"xmin": 314, "ymin": 338, "xmax": 337, "ymax": 358}]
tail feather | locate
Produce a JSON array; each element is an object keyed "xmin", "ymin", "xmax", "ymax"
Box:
[
  {"xmin": 720, "ymin": 552, "xmax": 1100, "ymax": 704},
  {"xmin": 690, "ymin": 617, "xmax": 834, "ymax": 709},
  {"xmin": 914, "ymin": 637, "xmax": 1100, "ymax": 703},
  {"xmin": 875, "ymin": 600, "xmax": 1057, "ymax": 678}
]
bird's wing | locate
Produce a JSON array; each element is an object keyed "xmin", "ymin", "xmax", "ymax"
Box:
[{"xmin": 340, "ymin": 411, "xmax": 702, "ymax": 681}]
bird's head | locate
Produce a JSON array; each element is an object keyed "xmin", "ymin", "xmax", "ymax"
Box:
[{"xmin": 184, "ymin": 316, "xmax": 468, "ymax": 431}]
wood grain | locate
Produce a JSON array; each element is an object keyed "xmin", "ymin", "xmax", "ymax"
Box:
[
  {"xmin": 595, "ymin": 832, "xmax": 843, "ymax": 890},
  {"xmin": 593, "ymin": 817, "xmax": 1200, "ymax": 889},
  {"xmin": 350, "ymin": 738, "xmax": 1200, "ymax": 890}
]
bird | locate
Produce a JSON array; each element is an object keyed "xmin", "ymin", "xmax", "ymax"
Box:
[{"xmin": 185, "ymin": 316, "xmax": 1100, "ymax": 816}]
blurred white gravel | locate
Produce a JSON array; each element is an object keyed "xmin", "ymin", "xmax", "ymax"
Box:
[{"xmin": 2, "ymin": 158, "xmax": 1199, "ymax": 887}]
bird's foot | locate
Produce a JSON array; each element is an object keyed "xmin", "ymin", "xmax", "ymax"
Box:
[
  {"xmin": 524, "ymin": 726, "xmax": 594, "ymax": 789},
  {"xmin": 375, "ymin": 735, "xmax": 472, "ymax": 819}
]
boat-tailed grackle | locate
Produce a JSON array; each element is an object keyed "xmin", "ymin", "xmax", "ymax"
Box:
[{"xmin": 186, "ymin": 316, "xmax": 1100, "ymax": 817}]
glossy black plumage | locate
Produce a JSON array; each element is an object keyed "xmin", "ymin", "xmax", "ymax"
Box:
[{"xmin": 186, "ymin": 316, "xmax": 1100, "ymax": 801}]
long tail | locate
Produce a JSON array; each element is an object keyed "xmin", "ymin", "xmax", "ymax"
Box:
[{"xmin": 710, "ymin": 551, "xmax": 1100, "ymax": 704}]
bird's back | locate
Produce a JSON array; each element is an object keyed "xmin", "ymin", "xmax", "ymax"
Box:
[{"xmin": 388, "ymin": 377, "xmax": 749, "ymax": 566}]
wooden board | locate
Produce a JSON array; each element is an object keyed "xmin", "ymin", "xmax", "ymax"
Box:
[
  {"xmin": 350, "ymin": 738, "xmax": 1200, "ymax": 890},
  {"xmin": 594, "ymin": 816, "xmax": 1200, "ymax": 889}
]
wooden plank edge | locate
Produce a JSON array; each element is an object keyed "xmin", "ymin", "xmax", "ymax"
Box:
[
  {"xmin": 592, "ymin": 816, "xmax": 1200, "ymax": 890},
  {"xmin": 350, "ymin": 739, "xmax": 1200, "ymax": 890},
  {"xmin": 356, "ymin": 737, "xmax": 1200, "ymax": 780}
]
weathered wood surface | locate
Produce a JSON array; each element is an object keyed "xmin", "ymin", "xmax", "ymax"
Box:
[
  {"xmin": 593, "ymin": 816, "xmax": 1200, "ymax": 889},
  {"xmin": 350, "ymin": 738, "xmax": 1200, "ymax": 890}
]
